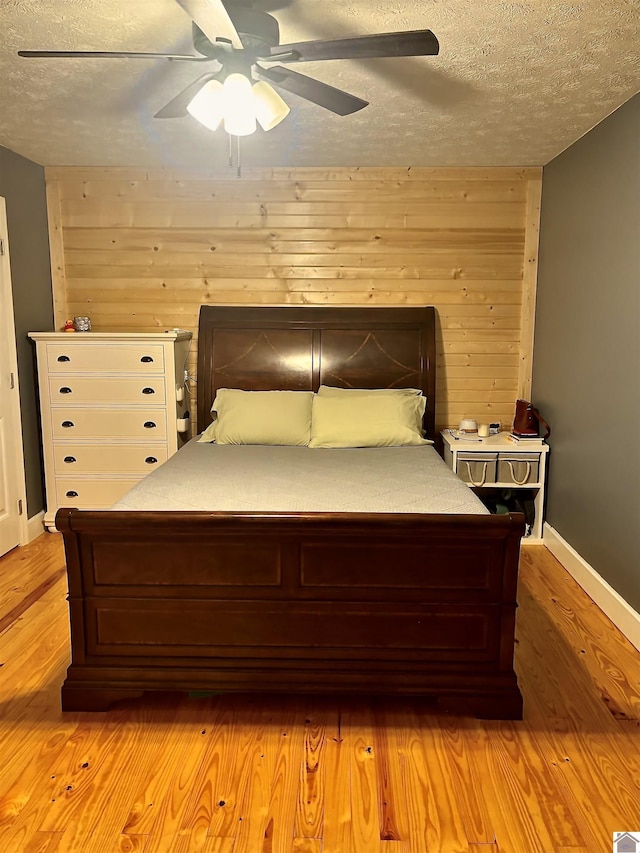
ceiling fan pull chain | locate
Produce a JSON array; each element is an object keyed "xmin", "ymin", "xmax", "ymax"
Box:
[{"xmin": 237, "ymin": 135, "xmax": 242, "ymax": 179}]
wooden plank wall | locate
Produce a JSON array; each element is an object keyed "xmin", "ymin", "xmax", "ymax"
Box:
[{"xmin": 45, "ymin": 165, "xmax": 542, "ymax": 432}]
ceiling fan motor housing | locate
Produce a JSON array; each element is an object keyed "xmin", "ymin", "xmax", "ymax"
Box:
[{"xmin": 192, "ymin": 8, "xmax": 280, "ymax": 56}]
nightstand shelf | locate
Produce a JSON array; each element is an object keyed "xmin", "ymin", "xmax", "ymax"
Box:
[{"xmin": 441, "ymin": 431, "xmax": 549, "ymax": 542}]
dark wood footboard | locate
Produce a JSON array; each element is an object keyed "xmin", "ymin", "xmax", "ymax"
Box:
[{"xmin": 56, "ymin": 508, "xmax": 525, "ymax": 719}]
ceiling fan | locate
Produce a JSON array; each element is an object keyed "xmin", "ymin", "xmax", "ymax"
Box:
[{"xmin": 18, "ymin": 0, "xmax": 440, "ymax": 134}]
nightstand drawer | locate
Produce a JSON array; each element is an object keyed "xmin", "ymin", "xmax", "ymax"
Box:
[
  {"xmin": 53, "ymin": 443, "xmax": 168, "ymax": 474},
  {"xmin": 497, "ymin": 453, "xmax": 540, "ymax": 485},
  {"xmin": 456, "ymin": 452, "xmax": 497, "ymax": 487},
  {"xmin": 51, "ymin": 408, "xmax": 168, "ymax": 439},
  {"xmin": 46, "ymin": 343, "xmax": 165, "ymax": 373},
  {"xmin": 48, "ymin": 376, "xmax": 167, "ymax": 405}
]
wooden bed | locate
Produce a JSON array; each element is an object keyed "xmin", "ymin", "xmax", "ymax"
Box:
[{"xmin": 56, "ymin": 305, "xmax": 525, "ymax": 718}]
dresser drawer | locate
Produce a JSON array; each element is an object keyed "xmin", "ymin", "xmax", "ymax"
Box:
[
  {"xmin": 48, "ymin": 376, "xmax": 166, "ymax": 405},
  {"xmin": 55, "ymin": 478, "xmax": 141, "ymax": 509},
  {"xmin": 46, "ymin": 343, "xmax": 165, "ymax": 373},
  {"xmin": 50, "ymin": 408, "xmax": 168, "ymax": 440},
  {"xmin": 497, "ymin": 453, "xmax": 540, "ymax": 486},
  {"xmin": 53, "ymin": 443, "xmax": 168, "ymax": 475},
  {"xmin": 456, "ymin": 453, "xmax": 497, "ymax": 487}
]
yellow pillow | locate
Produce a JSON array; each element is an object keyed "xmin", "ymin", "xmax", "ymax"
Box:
[
  {"xmin": 201, "ymin": 389, "xmax": 314, "ymax": 446},
  {"xmin": 318, "ymin": 385, "xmax": 423, "ymax": 397},
  {"xmin": 317, "ymin": 385, "xmax": 426, "ymax": 435},
  {"xmin": 309, "ymin": 394, "xmax": 431, "ymax": 448}
]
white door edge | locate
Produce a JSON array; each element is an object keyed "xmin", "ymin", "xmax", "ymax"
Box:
[{"xmin": 0, "ymin": 197, "xmax": 29, "ymax": 547}]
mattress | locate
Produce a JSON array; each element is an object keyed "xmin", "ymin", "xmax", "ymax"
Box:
[{"xmin": 112, "ymin": 440, "xmax": 488, "ymax": 515}]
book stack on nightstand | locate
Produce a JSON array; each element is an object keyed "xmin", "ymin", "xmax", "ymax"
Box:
[{"xmin": 441, "ymin": 430, "xmax": 549, "ymax": 542}]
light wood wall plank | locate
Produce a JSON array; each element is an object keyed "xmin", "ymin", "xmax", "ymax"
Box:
[
  {"xmin": 45, "ymin": 181, "xmax": 67, "ymax": 331},
  {"xmin": 46, "ymin": 166, "xmax": 542, "ymax": 431},
  {"xmin": 518, "ymin": 176, "xmax": 543, "ymax": 400}
]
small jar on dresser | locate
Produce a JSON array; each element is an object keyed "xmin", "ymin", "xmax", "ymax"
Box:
[{"xmin": 28, "ymin": 330, "xmax": 192, "ymax": 530}]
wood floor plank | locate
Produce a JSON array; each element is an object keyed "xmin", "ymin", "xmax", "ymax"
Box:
[
  {"xmin": 294, "ymin": 704, "xmax": 327, "ymax": 839},
  {"xmin": 231, "ymin": 701, "xmax": 285, "ymax": 853},
  {"xmin": 117, "ymin": 833, "xmax": 150, "ymax": 852},
  {"xmin": 135, "ymin": 697, "xmax": 232, "ymax": 850},
  {"xmin": 290, "ymin": 839, "xmax": 322, "ymax": 853},
  {"xmin": 321, "ymin": 705, "xmax": 352, "ymax": 853},
  {"xmin": 20, "ymin": 830, "xmax": 65, "ymax": 853},
  {"xmin": 350, "ymin": 702, "xmax": 381, "ymax": 853},
  {"xmin": 203, "ymin": 700, "xmax": 264, "ymax": 840},
  {"xmin": 373, "ymin": 703, "xmax": 411, "ymax": 846},
  {"xmin": 402, "ymin": 706, "xmax": 471, "ymax": 853},
  {"xmin": 460, "ymin": 723, "xmax": 546, "ymax": 853},
  {"xmin": 259, "ymin": 701, "xmax": 306, "ymax": 853},
  {"xmin": 436, "ymin": 715, "xmax": 495, "ymax": 845},
  {"xmin": 202, "ymin": 837, "xmax": 235, "ymax": 853}
]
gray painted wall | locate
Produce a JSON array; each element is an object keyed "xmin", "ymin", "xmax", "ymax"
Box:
[
  {"xmin": 0, "ymin": 145, "xmax": 54, "ymax": 517},
  {"xmin": 533, "ymin": 94, "xmax": 640, "ymax": 611}
]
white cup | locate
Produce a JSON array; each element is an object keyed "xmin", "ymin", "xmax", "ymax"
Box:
[{"xmin": 478, "ymin": 423, "xmax": 490, "ymax": 437}]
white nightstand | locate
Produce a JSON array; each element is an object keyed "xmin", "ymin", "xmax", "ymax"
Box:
[{"xmin": 441, "ymin": 431, "xmax": 549, "ymax": 542}]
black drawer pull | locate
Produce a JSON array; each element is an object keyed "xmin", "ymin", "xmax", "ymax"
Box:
[
  {"xmin": 145, "ymin": 456, "xmax": 158, "ymax": 464},
  {"xmin": 142, "ymin": 387, "xmax": 155, "ymax": 395},
  {"xmin": 59, "ymin": 387, "xmax": 72, "ymax": 394},
  {"xmin": 65, "ymin": 490, "xmax": 78, "ymax": 498},
  {"xmin": 143, "ymin": 421, "xmax": 157, "ymax": 429},
  {"xmin": 61, "ymin": 421, "xmax": 74, "ymax": 428},
  {"xmin": 57, "ymin": 355, "xmax": 70, "ymax": 362},
  {"xmin": 63, "ymin": 456, "xmax": 76, "ymax": 463},
  {"xmin": 140, "ymin": 355, "xmax": 154, "ymax": 363}
]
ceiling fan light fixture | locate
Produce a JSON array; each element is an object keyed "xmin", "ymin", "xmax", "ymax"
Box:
[
  {"xmin": 252, "ymin": 81, "xmax": 290, "ymax": 131},
  {"xmin": 186, "ymin": 79, "xmax": 224, "ymax": 131},
  {"xmin": 222, "ymin": 72, "xmax": 256, "ymax": 136}
]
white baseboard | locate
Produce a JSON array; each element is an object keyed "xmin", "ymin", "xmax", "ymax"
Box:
[
  {"xmin": 543, "ymin": 523, "xmax": 640, "ymax": 651},
  {"xmin": 25, "ymin": 510, "xmax": 45, "ymax": 543}
]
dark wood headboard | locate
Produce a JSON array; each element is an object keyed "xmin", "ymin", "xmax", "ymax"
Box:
[{"xmin": 196, "ymin": 305, "xmax": 437, "ymax": 440}]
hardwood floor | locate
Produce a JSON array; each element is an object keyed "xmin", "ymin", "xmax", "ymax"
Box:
[{"xmin": 0, "ymin": 534, "xmax": 638, "ymax": 853}]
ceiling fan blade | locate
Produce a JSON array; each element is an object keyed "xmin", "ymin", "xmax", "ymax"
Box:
[
  {"xmin": 173, "ymin": 0, "xmax": 243, "ymax": 49},
  {"xmin": 18, "ymin": 50, "xmax": 209, "ymax": 61},
  {"xmin": 254, "ymin": 65, "xmax": 368, "ymax": 116},
  {"xmin": 260, "ymin": 29, "xmax": 439, "ymax": 62},
  {"xmin": 154, "ymin": 72, "xmax": 220, "ymax": 118}
]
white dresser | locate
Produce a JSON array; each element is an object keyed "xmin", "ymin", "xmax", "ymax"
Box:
[{"xmin": 29, "ymin": 331, "xmax": 192, "ymax": 530}]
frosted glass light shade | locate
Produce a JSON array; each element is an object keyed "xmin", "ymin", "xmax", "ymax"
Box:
[
  {"xmin": 253, "ymin": 81, "xmax": 290, "ymax": 131},
  {"xmin": 186, "ymin": 79, "xmax": 224, "ymax": 132},
  {"xmin": 222, "ymin": 73, "xmax": 256, "ymax": 136}
]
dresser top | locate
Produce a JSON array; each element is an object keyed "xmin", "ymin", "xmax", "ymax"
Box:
[{"xmin": 28, "ymin": 330, "xmax": 192, "ymax": 342}]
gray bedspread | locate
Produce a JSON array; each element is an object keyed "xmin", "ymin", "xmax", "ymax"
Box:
[{"xmin": 112, "ymin": 440, "xmax": 488, "ymax": 515}]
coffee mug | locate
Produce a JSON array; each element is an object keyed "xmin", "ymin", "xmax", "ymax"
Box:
[{"xmin": 459, "ymin": 419, "xmax": 478, "ymax": 433}]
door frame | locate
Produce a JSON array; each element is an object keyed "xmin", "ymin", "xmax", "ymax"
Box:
[{"xmin": 0, "ymin": 197, "xmax": 29, "ymax": 546}]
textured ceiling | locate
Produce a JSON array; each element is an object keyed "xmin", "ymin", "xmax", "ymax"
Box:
[{"xmin": 1, "ymin": 0, "xmax": 639, "ymax": 169}]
